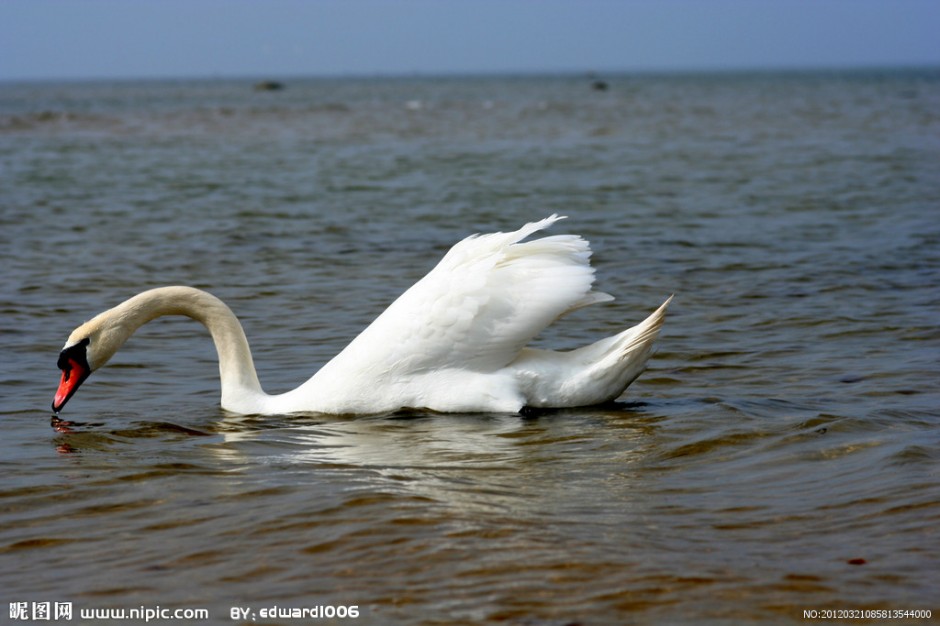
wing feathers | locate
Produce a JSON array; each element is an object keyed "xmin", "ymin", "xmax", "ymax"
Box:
[
  {"xmin": 297, "ymin": 216, "xmax": 669, "ymax": 413},
  {"xmin": 319, "ymin": 216, "xmax": 612, "ymax": 384},
  {"xmin": 441, "ymin": 216, "xmax": 606, "ymax": 370}
]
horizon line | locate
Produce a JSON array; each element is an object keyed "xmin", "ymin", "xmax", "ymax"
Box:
[{"xmin": 3, "ymin": 62, "xmax": 939, "ymax": 86}]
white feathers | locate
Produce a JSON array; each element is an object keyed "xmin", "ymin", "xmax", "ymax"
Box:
[
  {"xmin": 275, "ymin": 214, "xmax": 671, "ymax": 414},
  {"xmin": 59, "ymin": 217, "xmax": 672, "ymax": 415}
]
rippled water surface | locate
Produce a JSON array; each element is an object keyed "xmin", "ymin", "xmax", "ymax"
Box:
[{"xmin": 1, "ymin": 71, "xmax": 939, "ymax": 624}]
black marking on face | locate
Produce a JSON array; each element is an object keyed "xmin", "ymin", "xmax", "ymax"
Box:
[
  {"xmin": 53, "ymin": 337, "xmax": 91, "ymax": 412},
  {"xmin": 57, "ymin": 337, "xmax": 90, "ymax": 372}
]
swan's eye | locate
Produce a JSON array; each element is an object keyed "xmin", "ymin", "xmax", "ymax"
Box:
[{"xmin": 58, "ymin": 337, "xmax": 90, "ymax": 371}]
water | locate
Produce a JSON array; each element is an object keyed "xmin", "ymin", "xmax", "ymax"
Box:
[{"xmin": 1, "ymin": 71, "xmax": 938, "ymax": 624}]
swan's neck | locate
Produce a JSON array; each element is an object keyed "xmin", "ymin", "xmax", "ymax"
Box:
[{"xmin": 98, "ymin": 287, "xmax": 266, "ymax": 412}]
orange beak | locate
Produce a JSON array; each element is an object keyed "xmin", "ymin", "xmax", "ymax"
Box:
[{"xmin": 53, "ymin": 356, "xmax": 90, "ymax": 412}]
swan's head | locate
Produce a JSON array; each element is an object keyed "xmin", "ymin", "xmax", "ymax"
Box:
[
  {"xmin": 53, "ymin": 336, "xmax": 92, "ymax": 413},
  {"xmin": 53, "ymin": 314, "xmax": 124, "ymax": 412}
]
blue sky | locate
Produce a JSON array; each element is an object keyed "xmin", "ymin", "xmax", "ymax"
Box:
[{"xmin": 2, "ymin": 0, "xmax": 938, "ymax": 80}]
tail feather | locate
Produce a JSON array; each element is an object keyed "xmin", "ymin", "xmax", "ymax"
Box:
[
  {"xmin": 612, "ymin": 294, "xmax": 672, "ymax": 362},
  {"xmin": 511, "ymin": 296, "xmax": 673, "ymax": 408},
  {"xmin": 600, "ymin": 295, "xmax": 673, "ymax": 395}
]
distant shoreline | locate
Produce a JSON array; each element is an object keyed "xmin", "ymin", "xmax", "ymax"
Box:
[{"xmin": 3, "ymin": 64, "xmax": 939, "ymax": 87}]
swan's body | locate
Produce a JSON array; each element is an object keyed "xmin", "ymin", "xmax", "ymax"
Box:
[{"xmin": 54, "ymin": 216, "xmax": 671, "ymax": 415}]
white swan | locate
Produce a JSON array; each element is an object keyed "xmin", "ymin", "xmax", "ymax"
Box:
[{"xmin": 53, "ymin": 215, "xmax": 672, "ymax": 415}]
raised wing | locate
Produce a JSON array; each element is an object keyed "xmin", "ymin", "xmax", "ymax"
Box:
[{"xmin": 321, "ymin": 215, "xmax": 612, "ymax": 380}]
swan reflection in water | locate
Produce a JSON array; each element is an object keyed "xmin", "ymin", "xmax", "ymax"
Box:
[
  {"xmin": 215, "ymin": 412, "xmax": 546, "ymax": 468},
  {"xmin": 47, "ymin": 404, "xmax": 660, "ymax": 545},
  {"xmin": 206, "ymin": 407, "xmax": 659, "ymax": 514}
]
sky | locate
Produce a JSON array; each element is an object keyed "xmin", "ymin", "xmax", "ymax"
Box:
[{"xmin": 1, "ymin": 0, "xmax": 939, "ymax": 81}]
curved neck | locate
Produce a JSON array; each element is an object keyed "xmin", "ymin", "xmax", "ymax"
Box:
[{"xmin": 106, "ymin": 287, "xmax": 266, "ymax": 411}]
